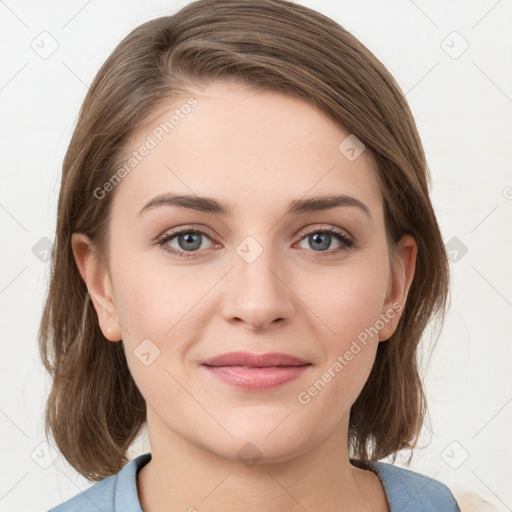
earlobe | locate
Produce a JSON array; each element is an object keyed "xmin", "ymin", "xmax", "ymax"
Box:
[
  {"xmin": 71, "ymin": 233, "xmax": 122, "ymax": 342},
  {"xmin": 378, "ymin": 234, "xmax": 417, "ymax": 342}
]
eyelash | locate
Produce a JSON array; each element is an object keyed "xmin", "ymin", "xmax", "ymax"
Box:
[{"xmin": 156, "ymin": 225, "xmax": 355, "ymax": 260}]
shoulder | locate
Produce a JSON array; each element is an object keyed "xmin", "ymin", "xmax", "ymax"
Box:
[
  {"xmin": 46, "ymin": 453, "xmax": 152, "ymax": 512},
  {"xmin": 369, "ymin": 461, "xmax": 461, "ymax": 511}
]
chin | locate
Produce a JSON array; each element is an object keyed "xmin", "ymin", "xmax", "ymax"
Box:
[{"xmin": 201, "ymin": 418, "xmax": 320, "ymax": 467}]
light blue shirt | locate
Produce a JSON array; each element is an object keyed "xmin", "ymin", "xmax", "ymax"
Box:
[{"xmin": 47, "ymin": 452, "xmax": 460, "ymax": 511}]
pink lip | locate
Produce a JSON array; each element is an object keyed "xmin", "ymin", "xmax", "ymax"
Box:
[
  {"xmin": 201, "ymin": 351, "xmax": 311, "ymax": 391},
  {"xmin": 201, "ymin": 351, "xmax": 310, "ymax": 367}
]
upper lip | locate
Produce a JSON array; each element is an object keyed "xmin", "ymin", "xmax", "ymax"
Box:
[{"xmin": 201, "ymin": 351, "xmax": 311, "ymax": 368}]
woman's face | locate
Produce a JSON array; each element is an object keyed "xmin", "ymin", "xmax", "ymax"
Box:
[{"xmin": 77, "ymin": 79, "xmax": 416, "ymax": 464}]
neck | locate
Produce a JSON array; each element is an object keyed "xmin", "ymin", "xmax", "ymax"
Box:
[{"xmin": 136, "ymin": 410, "xmax": 383, "ymax": 512}]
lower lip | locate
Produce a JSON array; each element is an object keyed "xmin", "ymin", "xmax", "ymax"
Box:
[{"xmin": 202, "ymin": 365, "xmax": 310, "ymax": 390}]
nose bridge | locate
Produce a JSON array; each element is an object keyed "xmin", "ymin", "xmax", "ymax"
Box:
[{"xmin": 222, "ymin": 235, "xmax": 295, "ymax": 329}]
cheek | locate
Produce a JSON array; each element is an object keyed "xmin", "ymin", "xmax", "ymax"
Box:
[
  {"xmin": 111, "ymin": 262, "xmax": 193, "ymax": 405},
  {"xmin": 111, "ymin": 247, "xmax": 198, "ymax": 335},
  {"xmin": 296, "ymin": 268, "xmax": 387, "ymax": 416},
  {"xmin": 306, "ymin": 257, "xmax": 390, "ymax": 342},
  {"xmin": 296, "ymin": 254, "xmax": 389, "ymax": 397},
  {"xmin": 111, "ymin": 252, "xmax": 218, "ymax": 380}
]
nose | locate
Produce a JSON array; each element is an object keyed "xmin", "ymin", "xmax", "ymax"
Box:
[{"xmin": 221, "ymin": 243, "xmax": 296, "ymax": 330}]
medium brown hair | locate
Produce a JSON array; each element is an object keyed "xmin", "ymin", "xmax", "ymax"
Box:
[{"xmin": 38, "ymin": 0, "xmax": 450, "ymax": 481}]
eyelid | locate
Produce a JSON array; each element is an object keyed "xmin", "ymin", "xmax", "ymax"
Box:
[
  {"xmin": 156, "ymin": 224, "xmax": 215, "ymax": 241},
  {"xmin": 298, "ymin": 224, "xmax": 353, "ymax": 241}
]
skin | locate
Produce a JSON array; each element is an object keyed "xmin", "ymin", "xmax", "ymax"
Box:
[{"xmin": 72, "ymin": 79, "xmax": 416, "ymax": 512}]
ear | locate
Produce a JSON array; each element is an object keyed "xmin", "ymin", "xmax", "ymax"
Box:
[
  {"xmin": 71, "ymin": 233, "xmax": 122, "ymax": 342},
  {"xmin": 378, "ymin": 234, "xmax": 417, "ymax": 342}
]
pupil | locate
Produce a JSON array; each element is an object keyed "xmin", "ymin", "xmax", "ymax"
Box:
[
  {"xmin": 180, "ymin": 233, "xmax": 201, "ymax": 251},
  {"xmin": 311, "ymin": 233, "xmax": 329, "ymax": 250}
]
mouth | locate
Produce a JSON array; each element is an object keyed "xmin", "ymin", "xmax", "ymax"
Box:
[
  {"xmin": 201, "ymin": 351, "xmax": 312, "ymax": 391},
  {"xmin": 201, "ymin": 351, "xmax": 311, "ymax": 368}
]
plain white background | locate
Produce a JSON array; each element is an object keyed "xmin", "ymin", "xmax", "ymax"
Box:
[{"xmin": 1, "ymin": 1, "xmax": 511, "ymax": 511}]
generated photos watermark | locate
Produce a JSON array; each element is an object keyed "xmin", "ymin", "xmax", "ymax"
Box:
[
  {"xmin": 297, "ymin": 302, "xmax": 402, "ymax": 405},
  {"xmin": 93, "ymin": 97, "xmax": 198, "ymax": 200}
]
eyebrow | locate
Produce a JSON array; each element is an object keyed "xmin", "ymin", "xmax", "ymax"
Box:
[{"xmin": 138, "ymin": 192, "xmax": 372, "ymax": 220}]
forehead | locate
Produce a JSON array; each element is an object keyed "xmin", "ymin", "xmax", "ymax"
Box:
[{"xmin": 110, "ymin": 80, "xmax": 383, "ymax": 220}]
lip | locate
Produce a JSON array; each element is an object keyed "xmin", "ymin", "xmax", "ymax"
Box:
[
  {"xmin": 201, "ymin": 351, "xmax": 310, "ymax": 367},
  {"xmin": 201, "ymin": 351, "xmax": 311, "ymax": 391}
]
